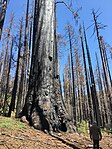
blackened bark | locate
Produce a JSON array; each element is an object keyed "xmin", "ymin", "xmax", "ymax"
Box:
[
  {"xmin": 0, "ymin": 0, "xmax": 8, "ymax": 39},
  {"xmin": 3, "ymin": 38, "xmax": 13, "ymax": 115},
  {"xmin": 8, "ymin": 18, "xmax": 23, "ymax": 117},
  {"xmin": 67, "ymin": 25, "xmax": 76, "ymax": 125},
  {"xmin": 95, "ymin": 52, "xmax": 108, "ymax": 126},
  {"xmin": 80, "ymin": 27, "xmax": 93, "ymax": 123},
  {"xmin": 2, "ymin": 15, "xmax": 13, "ymax": 115},
  {"xmin": 83, "ymin": 25, "xmax": 101, "ymax": 126},
  {"xmin": 92, "ymin": 10, "xmax": 112, "ymax": 127},
  {"xmin": 101, "ymin": 39, "xmax": 112, "ymax": 88},
  {"xmin": 21, "ymin": 0, "xmax": 75, "ymax": 133},
  {"xmin": 15, "ymin": 0, "xmax": 30, "ymax": 117}
]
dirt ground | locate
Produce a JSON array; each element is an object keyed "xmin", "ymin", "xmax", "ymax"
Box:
[{"xmin": 0, "ymin": 119, "xmax": 112, "ymax": 149}]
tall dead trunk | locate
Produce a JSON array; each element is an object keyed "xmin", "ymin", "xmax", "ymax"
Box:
[
  {"xmin": 101, "ymin": 39, "xmax": 112, "ymax": 88},
  {"xmin": 83, "ymin": 25, "xmax": 101, "ymax": 126},
  {"xmin": 8, "ymin": 18, "xmax": 23, "ymax": 117},
  {"xmin": 0, "ymin": 0, "xmax": 8, "ymax": 39},
  {"xmin": 7, "ymin": 18, "xmax": 23, "ymax": 117},
  {"xmin": 1, "ymin": 14, "xmax": 13, "ymax": 112},
  {"xmin": 3, "ymin": 38, "xmax": 14, "ymax": 115},
  {"xmin": 74, "ymin": 47, "xmax": 83, "ymax": 123},
  {"xmin": 15, "ymin": 0, "xmax": 30, "ymax": 117},
  {"xmin": 21, "ymin": 0, "xmax": 75, "ymax": 133},
  {"xmin": 79, "ymin": 27, "xmax": 93, "ymax": 123},
  {"xmin": 95, "ymin": 52, "xmax": 108, "ymax": 126},
  {"xmin": 63, "ymin": 61, "xmax": 72, "ymax": 118},
  {"xmin": 92, "ymin": 10, "xmax": 112, "ymax": 126},
  {"xmin": 27, "ymin": 20, "xmax": 32, "ymax": 81},
  {"xmin": 67, "ymin": 25, "xmax": 76, "ymax": 125},
  {"xmin": 0, "ymin": 44, "xmax": 4, "ymax": 75}
]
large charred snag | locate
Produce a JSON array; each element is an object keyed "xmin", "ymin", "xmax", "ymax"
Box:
[{"xmin": 21, "ymin": 0, "xmax": 76, "ymax": 133}]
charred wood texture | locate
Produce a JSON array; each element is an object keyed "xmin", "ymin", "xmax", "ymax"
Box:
[
  {"xmin": 8, "ymin": 18, "xmax": 24, "ymax": 117},
  {"xmin": 22, "ymin": 0, "xmax": 75, "ymax": 133},
  {"xmin": 0, "ymin": 0, "xmax": 8, "ymax": 39},
  {"xmin": 92, "ymin": 10, "xmax": 112, "ymax": 127},
  {"xmin": 83, "ymin": 25, "xmax": 101, "ymax": 126},
  {"xmin": 79, "ymin": 27, "xmax": 93, "ymax": 124}
]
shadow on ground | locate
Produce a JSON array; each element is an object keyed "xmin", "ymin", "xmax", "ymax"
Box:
[{"xmin": 51, "ymin": 134, "xmax": 80, "ymax": 149}]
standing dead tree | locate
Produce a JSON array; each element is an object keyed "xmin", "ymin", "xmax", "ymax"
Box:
[
  {"xmin": 8, "ymin": 17, "xmax": 24, "ymax": 117},
  {"xmin": 83, "ymin": 24, "xmax": 101, "ymax": 126},
  {"xmin": 16, "ymin": 0, "xmax": 30, "ymax": 116},
  {"xmin": 66, "ymin": 25, "xmax": 76, "ymax": 125},
  {"xmin": 21, "ymin": 0, "xmax": 76, "ymax": 133},
  {"xmin": 79, "ymin": 26, "xmax": 93, "ymax": 124},
  {"xmin": 0, "ymin": 14, "xmax": 14, "ymax": 115},
  {"xmin": 92, "ymin": 10, "xmax": 112, "ymax": 127},
  {"xmin": 63, "ymin": 56, "xmax": 73, "ymax": 120},
  {"xmin": 95, "ymin": 52, "xmax": 108, "ymax": 126},
  {"xmin": 0, "ymin": 0, "xmax": 8, "ymax": 39},
  {"xmin": 3, "ymin": 38, "xmax": 14, "ymax": 115}
]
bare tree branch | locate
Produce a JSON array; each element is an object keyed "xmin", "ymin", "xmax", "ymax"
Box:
[{"xmin": 56, "ymin": 1, "xmax": 81, "ymax": 23}]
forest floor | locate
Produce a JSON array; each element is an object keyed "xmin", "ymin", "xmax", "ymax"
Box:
[{"xmin": 0, "ymin": 116, "xmax": 112, "ymax": 149}]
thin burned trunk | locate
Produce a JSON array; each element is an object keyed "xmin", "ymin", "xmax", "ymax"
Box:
[
  {"xmin": 74, "ymin": 48, "xmax": 83, "ymax": 123},
  {"xmin": 0, "ymin": 38, "xmax": 8, "ymax": 98},
  {"xmin": 95, "ymin": 52, "xmax": 108, "ymax": 126},
  {"xmin": 101, "ymin": 40, "xmax": 112, "ymax": 88},
  {"xmin": 67, "ymin": 25, "xmax": 76, "ymax": 125},
  {"xmin": 0, "ymin": 44, "xmax": 4, "ymax": 75},
  {"xmin": 27, "ymin": 20, "xmax": 32, "ymax": 81},
  {"xmin": 83, "ymin": 25, "xmax": 101, "ymax": 126},
  {"xmin": 8, "ymin": 18, "xmax": 23, "ymax": 117},
  {"xmin": 16, "ymin": 0, "xmax": 30, "ymax": 116},
  {"xmin": 1, "ymin": 15, "xmax": 13, "ymax": 114},
  {"xmin": 3, "ymin": 38, "xmax": 14, "ymax": 115},
  {"xmin": 92, "ymin": 10, "xmax": 112, "ymax": 126},
  {"xmin": 63, "ymin": 61, "xmax": 72, "ymax": 118},
  {"xmin": 0, "ymin": 0, "xmax": 8, "ymax": 39},
  {"xmin": 79, "ymin": 27, "xmax": 93, "ymax": 123}
]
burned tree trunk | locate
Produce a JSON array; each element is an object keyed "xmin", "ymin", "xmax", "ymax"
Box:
[
  {"xmin": 67, "ymin": 25, "xmax": 76, "ymax": 125},
  {"xmin": 3, "ymin": 38, "xmax": 14, "ymax": 116},
  {"xmin": 1, "ymin": 15, "xmax": 14, "ymax": 115},
  {"xmin": 15, "ymin": 0, "xmax": 30, "ymax": 118},
  {"xmin": 95, "ymin": 52, "xmax": 108, "ymax": 126},
  {"xmin": 8, "ymin": 18, "xmax": 23, "ymax": 117},
  {"xmin": 79, "ymin": 27, "xmax": 93, "ymax": 124},
  {"xmin": 63, "ymin": 59, "xmax": 73, "ymax": 120},
  {"xmin": 92, "ymin": 10, "xmax": 112, "ymax": 127},
  {"xmin": 21, "ymin": 0, "xmax": 75, "ymax": 133},
  {"xmin": 0, "ymin": 0, "xmax": 8, "ymax": 39},
  {"xmin": 83, "ymin": 25, "xmax": 101, "ymax": 126}
]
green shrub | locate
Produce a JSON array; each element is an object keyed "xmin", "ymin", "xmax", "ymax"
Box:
[{"xmin": 77, "ymin": 120, "xmax": 89, "ymax": 134}]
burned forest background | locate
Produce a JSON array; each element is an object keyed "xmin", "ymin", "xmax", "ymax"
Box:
[{"xmin": 0, "ymin": 0, "xmax": 112, "ymax": 133}]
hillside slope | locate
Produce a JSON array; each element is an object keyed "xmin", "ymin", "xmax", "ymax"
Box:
[{"xmin": 0, "ymin": 116, "xmax": 112, "ymax": 149}]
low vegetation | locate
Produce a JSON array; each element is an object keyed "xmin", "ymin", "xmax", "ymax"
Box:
[
  {"xmin": 0, "ymin": 116, "xmax": 112, "ymax": 149},
  {"xmin": 0, "ymin": 116, "xmax": 27, "ymax": 129}
]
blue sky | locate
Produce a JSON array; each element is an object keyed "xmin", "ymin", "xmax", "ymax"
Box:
[
  {"xmin": 1, "ymin": 0, "xmax": 112, "ymax": 79},
  {"xmin": 57, "ymin": 0, "xmax": 112, "ymax": 44},
  {"xmin": 56, "ymin": 0, "xmax": 112, "ymax": 78}
]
